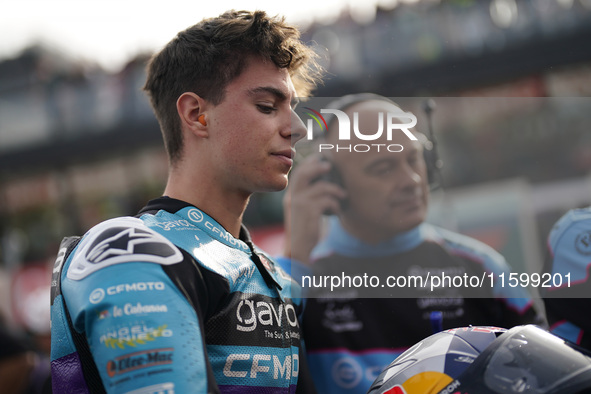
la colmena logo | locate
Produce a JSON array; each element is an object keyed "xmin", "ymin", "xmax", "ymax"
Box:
[{"xmin": 303, "ymin": 106, "xmax": 418, "ymax": 153}]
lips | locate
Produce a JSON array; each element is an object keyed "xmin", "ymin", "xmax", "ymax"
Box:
[
  {"xmin": 390, "ymin": 191, "xmax": 423, "ymax": 208},
  {"xmin": 272, "ymin": 148, "xmax": 296, "ymax": 167},
  {"xmin": 273, "ymin": 148, "xmax": 295, "ymax": 160}
]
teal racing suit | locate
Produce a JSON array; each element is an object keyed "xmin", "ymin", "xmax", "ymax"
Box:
[{"xmin": 50, "ymin": 197, "xmax": 314, "ymax": 393}]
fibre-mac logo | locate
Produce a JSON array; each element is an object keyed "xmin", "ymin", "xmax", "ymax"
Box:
[{"xmin": 303, "ymin": 106, "xmax": 417, "ymax": 153}]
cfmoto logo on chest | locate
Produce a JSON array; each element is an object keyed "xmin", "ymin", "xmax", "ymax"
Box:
[{"xmin": 223, "ymin": 353, "xmax": 299, "ymax": 380}]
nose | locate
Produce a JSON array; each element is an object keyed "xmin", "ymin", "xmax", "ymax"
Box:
[
  {"xmin": 285, "ymin": 110, "xmax": 307, "ymax": 145},
  {"xmin": 398, "ymin": 160, "xmax": 423, "ymax": 189}
]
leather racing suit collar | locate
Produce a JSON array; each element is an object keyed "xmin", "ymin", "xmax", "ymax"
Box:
[{"xmin": 312, "ymin": 216, "xmax": 427, "ymax": 259}]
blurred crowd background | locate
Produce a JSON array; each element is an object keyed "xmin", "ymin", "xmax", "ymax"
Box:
[{"xmin": 1, "ymin": 0, "xmax": 591, "ymax": 379}]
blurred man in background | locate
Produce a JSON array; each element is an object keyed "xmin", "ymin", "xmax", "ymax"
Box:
[
  {"xmin": 280, "ymin": 93, "xmax": 545, "ymax": 394},
  {"xmin": 50, "ymin": 10, "xmax": 321, "ymax": 393}
]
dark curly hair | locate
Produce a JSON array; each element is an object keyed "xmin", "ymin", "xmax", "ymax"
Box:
[{"xmin": 144, "ymin": 10, "xmax": 322, "ymax": 164}]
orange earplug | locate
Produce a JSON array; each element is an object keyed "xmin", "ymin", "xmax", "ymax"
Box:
[{"xmin": 198, "ymin": 114, "xmax": 207, "ymax": 126}]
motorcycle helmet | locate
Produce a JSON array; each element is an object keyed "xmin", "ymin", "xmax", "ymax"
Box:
[{"xmin": 367, "ymin": 325, "xmax": 591, "ymax": 394}]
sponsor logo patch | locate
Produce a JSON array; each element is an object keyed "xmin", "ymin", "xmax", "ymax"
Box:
[
  {"xmin": 236, "ymin": 299, "xmax": 298, "ymax": 332},
  {"xmin": 88, "ymin": 282, "xmax": 166, "ymax": 304},
  {"xmin": 575, "ymin": 231, "xmax": 591, "ymax": 255},
  {"xmin": 111, "ymin": 303, "xmax": 168, "ymax": 318},
  {"xmin": 67, "ymin": 217, "xmax": 183, "ymax": 280},
  {"xmin": 223, "ymin": 352, "xmax": 299, "ymax": 380},
  {"xmin": 106, "ymin": 348, "xmax": 174, "ymax": 378},
  {"xmin": 100, "ymin": 324, "xmax": 173, "ymax": 349}
]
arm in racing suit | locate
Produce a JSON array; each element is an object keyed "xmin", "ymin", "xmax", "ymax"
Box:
[{"xmin": 50, "ymin": 197, "xmax": 315, "ymax": 393}]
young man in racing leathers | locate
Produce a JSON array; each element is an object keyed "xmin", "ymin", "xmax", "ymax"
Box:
[{"xmin": 50, "ymin": 10, "xmax": 321, "ymax": 393}]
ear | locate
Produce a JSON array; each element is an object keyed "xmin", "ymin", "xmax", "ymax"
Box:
[{"xmin": 177, "ymin": 92, "xmax": 208, "ymax": 138}]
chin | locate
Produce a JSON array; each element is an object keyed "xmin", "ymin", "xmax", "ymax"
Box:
[
  {"xmin": 396, "ymin": 211, "xmax": 426, "ymax": 232},
  {"xmin": 258, "ymin": 178, "xmax": 288, "ymax": 193}
]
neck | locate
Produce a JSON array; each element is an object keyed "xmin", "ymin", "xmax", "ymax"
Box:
[
  {"xmin": 164, "ymin": 169, "xmax": 250, "ymax": 238},
  {"xmin": 339, "ymin": 212, "xmax": 398, "ymax": 245},
  {"xmin": 319, "ymin": 217, "xmax": 424, "ymax": 258}
]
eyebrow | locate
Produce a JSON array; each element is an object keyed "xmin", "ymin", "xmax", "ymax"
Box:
[
  {"xmin": 248, "ymin": 86, "xmax": 300, "ymax": 109},
  {"xmin": 365, "ymin": 157, "xmax": 396, "ymax": 172},
  {"xmin": 364, "ymin": 145, "xmax": 419, "ymax": 172}
]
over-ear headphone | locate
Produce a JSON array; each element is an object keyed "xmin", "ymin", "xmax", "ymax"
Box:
[
  {"xmin": 321, "ymin": 93, "xmax": 443, "ymax": 190},
  {"xmin": 198, "ymin": 114, "xmax": 207, "ymax": 126}
]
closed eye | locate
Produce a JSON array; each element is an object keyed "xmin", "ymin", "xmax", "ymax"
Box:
[
  {"xmin": 367, "ymin": 160, "xmax": 396, "ymax": 177},
  {"xmin": 257, "ymin": 104, "xmax": 277, "ymax": 114}
]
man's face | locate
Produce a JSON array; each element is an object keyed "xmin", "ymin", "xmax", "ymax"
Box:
[
  {"xmin": 329, "ymin": 100, "xmax": 429, "ymax": 242},
  {"xmin": 204, "ymin": 57, "xmax": 305, "ymax": 195}
]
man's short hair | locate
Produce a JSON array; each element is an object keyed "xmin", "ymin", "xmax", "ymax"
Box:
[{"xmin": 144, "ymin": 10, "xmax": 322, "ymax": 164}]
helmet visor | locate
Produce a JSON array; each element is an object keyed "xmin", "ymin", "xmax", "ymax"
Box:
[{"xmin": 446, "ymin": 325, "xmax": 591, "ymax": 394}]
